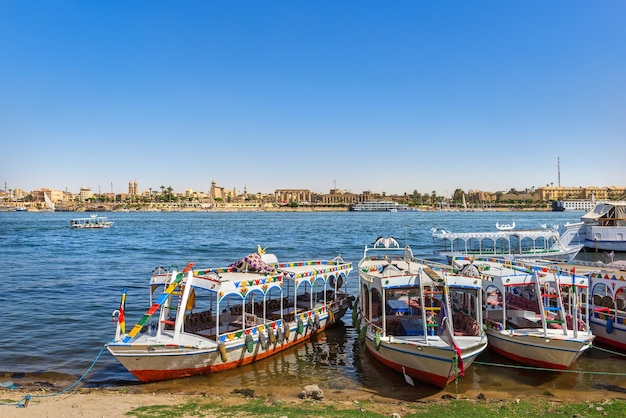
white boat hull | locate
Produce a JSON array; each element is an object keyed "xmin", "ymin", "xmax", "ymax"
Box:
[
  {"xmin": 484, "ymin": 327, "xmax": 593, "ymax": 369},
  {"xmin": 588, "ymin": 313, "xmax": 626, "ymax": 352},
  {"xmin": 363, "ymin": 333, "xmax": 487, "ymax": 388},
  {"xmin": 584, "ymin": 238, "xmax": 626, "ymax": 252}
]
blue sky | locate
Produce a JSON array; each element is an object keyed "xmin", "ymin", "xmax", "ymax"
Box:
[{"xmin": 2, "ymin": 1, "xmax": 624, "ymax": 197}]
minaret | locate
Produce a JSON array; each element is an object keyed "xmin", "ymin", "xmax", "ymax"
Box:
[{"xmin": 557, "ymin": 157, "xmax": 561, "ymax": 187}]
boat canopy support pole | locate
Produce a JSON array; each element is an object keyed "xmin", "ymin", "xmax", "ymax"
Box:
[{"xmin": 174, "ymin": 271, "xmax": 194, "ymax": 338}]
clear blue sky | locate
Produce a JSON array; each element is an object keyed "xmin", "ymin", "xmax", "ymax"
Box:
[{"xmin": 2, "ymin": 1, "xmax": 624, "ymax": 197}]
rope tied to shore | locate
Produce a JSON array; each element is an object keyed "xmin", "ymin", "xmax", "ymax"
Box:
[{"xmin": 0, "ymin": 344, "xmax": 107, "ymax": 408}]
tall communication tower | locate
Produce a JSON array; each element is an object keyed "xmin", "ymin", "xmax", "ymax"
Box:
[{"xmin": 558, "ymin": 157, "xmax": 561, "ymax": 187}]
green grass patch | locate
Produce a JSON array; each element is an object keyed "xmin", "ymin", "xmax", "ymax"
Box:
[{"xmin": 124, "ymin": 397, "xmax": 626, "ymax": 418}]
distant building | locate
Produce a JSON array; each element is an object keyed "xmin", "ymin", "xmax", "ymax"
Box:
[
  {"xmin": 128, "ymin": 180, "xmax": 138, "ymax": 196},
  {"xmin": 79, "ymin": 186, "xmax": 94, "ymax": 202},
  {"xmin": 538, "ymin": 186, "xmax": 626, "ymax": 201},
  {"xmin": 275, "ymin": 189, "xmax": 312, "ymax": 204}
]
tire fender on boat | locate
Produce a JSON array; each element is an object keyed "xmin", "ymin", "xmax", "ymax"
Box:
[
  {"xmin": 328, "ymin": 308, "xmax": 335, "ymax": 324},
  {"xmin": 359, "ymin": 325, "xmax": 367, "ymax": 351},
  {"xmin": 606, "ymin": 318, "xmax": 614, "ymax": 334},
  {"xmin": 351, "ymin": 296, "xmax": 360, "ymax": 326},
  {"xmin": 218, "ymin": 342, "xmax": 228, "ymax": 362},
  {"xmin": 258, "ymin": 331, "xmax": 268, "ymax": 350},
  {"xmin": 245, "ymin": 334, "xmax": 254, "ymax": 353}
]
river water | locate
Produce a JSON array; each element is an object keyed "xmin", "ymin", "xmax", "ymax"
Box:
[{"xmin": 1, "ymin": 210, "xmax": 625, "ymax": 399}]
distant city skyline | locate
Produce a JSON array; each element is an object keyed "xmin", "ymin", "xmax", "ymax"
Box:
[
  {"xmin": 2, "ymin": 2, "xmax": 625, "ymax": 195},
  {"xmin": 3, "ymin": 179, "xmax": 625, "ymax": 200}
]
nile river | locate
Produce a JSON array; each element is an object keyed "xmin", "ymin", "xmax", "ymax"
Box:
[{"xmin": 1, "ymin": 210, "xmax": 625, "ymax": 399}]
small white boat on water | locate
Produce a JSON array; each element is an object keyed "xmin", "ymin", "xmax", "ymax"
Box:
[
  {"xmin": 431, "ymin": 222, "xmax": 584, "ymax": 262},
  {"xmin": 70, "ymin": 214, "xmax": 113, "ymax": 228},
  {"xmin": 357, "ymin": 237, "xmax": 488, "ymax": 388},
  {"xmin": 107, "ymin": 247, "xmax": 353, "ymax": 382},
  {"xmin": 453, "ymin": 257, "xmax": 594, "ymax": 369}
]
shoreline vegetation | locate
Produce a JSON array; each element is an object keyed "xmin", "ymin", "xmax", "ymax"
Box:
[{"xmin": 2, "ymin": 383, "xmax": 626, "ymax": 417}]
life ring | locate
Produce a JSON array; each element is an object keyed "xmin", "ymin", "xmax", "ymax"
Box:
[{"xmin": 218, "ymin": 342, "xmax": 228, "ymax": 362}]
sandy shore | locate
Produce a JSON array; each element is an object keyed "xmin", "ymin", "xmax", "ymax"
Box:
[{"xmin": 2, "ymin": 381, "xmax": 626, "ymax": 418}]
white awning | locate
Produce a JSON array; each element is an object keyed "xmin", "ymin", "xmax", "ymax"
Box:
[{"xmin": 581, "ymin": 203, "xmax": 612, "ymax": 220}]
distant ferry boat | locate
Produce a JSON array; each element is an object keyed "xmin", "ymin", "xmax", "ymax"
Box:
[
  {"xmin": 70, "ymin": 214, "xmax": 114, "ymax": 229},
  {"xmin": 552, "ymin": 199, "xmax": 600, "ymax": 212},
  {"xmin": 349, "ymin": 201, "xmax": 411, "ymax": 212}
]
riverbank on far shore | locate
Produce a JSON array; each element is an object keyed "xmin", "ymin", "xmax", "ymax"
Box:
[
  {"xmin": 5, "ymin": 205, "xmax": 553, "ymax": 213},
  {"xmin": 2, "ymin": 382, "xmax": 625, "ymax": 418}
]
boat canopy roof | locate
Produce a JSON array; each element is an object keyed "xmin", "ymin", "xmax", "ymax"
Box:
[
  {"xmin": 582, "ymin": 201, "xmax": 626, "ymax": 220},
  {"xmin": 432, "ymin": 228, "xmax": 559, "ymax": 241},
  {"xmin": 184, "ymin": 259, "xmax": 352, "ymax": 297}
]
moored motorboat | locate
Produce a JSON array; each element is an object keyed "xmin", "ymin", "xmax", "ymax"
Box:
[
  {"xmin": 357, "ymin": 237, "xmax": 488, "ymax": 388},
  {"xmin": 453, "ymin": 257, "xmax": 594, "ymax": 369},
  {"xmin": 106, "ymin": 247, "xmax": 353, "ymax": 382},
  {"xmin": 579, "ymin": 201, "xmax": 626, "ymax": 252},
  {"xmin": 586, "ymin": 268, "xmax": 626, "ymax": 351}
]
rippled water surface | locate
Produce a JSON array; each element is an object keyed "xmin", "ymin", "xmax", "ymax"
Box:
[{"xmin": 1, "ymin": 210, "xmax": 624, "ymax": 398}]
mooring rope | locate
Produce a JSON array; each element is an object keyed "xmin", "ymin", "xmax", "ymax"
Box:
[
  {"xmin": 474, "ymin": 359, "xmax": 626, "ymax": 376},
  {"xmin": 590, "ymin": 343, "xmax": 626, "ymax": 358},
  {"xmin": 0, "ymin": 344, "xmax": 107, "ymax": 408}
]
